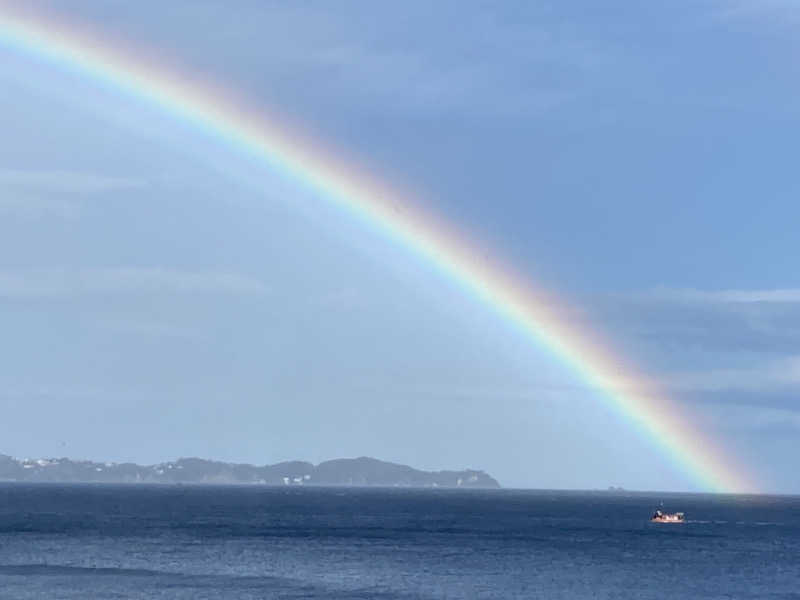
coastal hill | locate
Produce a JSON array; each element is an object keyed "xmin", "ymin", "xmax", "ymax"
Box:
[{"xmin": 0, "ymin": 454, "xmax": 500, "ymax": 488}]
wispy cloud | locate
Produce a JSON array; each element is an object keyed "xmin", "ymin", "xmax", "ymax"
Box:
[
  {"xmin": 0, "ymin": 267, "xmax": 268, "ymax": 298},
  {"xmin": 0, "ymin": 169, "xmax": 146, "ymax": 194},
  {"xmin": 304, "ymin": 40, "xmax": 579, "ymax": 117},
  {"xmin": 154, "ymin": 2, "xmax": 596, "ymax": 118},
  {"xmin": 94, "ymin": 316, "xmax": 201, "ymax": 339},
  {"xmin": 660, "ymin": 355, "xmax": 800, "ymax": 392},
  {"xmin": 696, "ymin": 403, "xmax": 800, "ymax": 435},
  {"xmin": 640, "ymin": 287, "xmax": 800, "ymax": 304},
  {"xmin": 0, "ymin": 194, "xmax": 78, "ymax": 219},
  {"xmin": 591, "ymin": 287, "xmax": 800, "ymax": 356},
  {"xmin": 0, "ymin": 169, "xmax": 147, "ymax": 218},
  {"xmin": 311, "ymin": 287, "xmax": 367, "ymax": 310},
  {"xmin": 716, "ymin": 0, "xmax": 800, "ymax": 25},
  {"xmin": 0, "ymin": 382, "xmax": 105, "ymax": 402}
]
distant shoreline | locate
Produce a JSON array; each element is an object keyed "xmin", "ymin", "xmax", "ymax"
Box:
[{"xmin": 0, "ymin": 454, "xmax": 500, "ymax": 489}]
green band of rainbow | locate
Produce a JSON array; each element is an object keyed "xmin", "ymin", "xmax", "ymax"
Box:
[{"xmin": 0, "ymin": 5, "xmax": 755, "ymax": 493}]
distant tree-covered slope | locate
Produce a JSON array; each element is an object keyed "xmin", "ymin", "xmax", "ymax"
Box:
[{"xmin": 0, "ymin": 454, "xmax": 500, "ymax": 488}]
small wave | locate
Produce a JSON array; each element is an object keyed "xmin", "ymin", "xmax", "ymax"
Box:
[
  {"xmin": 686, "ymin": 520, "xmax": 711, "ymax": 524},
  {"xmin": 685, "ymin": 520, "xmax": 746, "ymax": 525},
  {"xmin": 0, "ymin": 564, "xmax": 162, "ymax": 577},
  {"xmin": 686, "ymin": 520, "xmax": 728, "ymax": 524}
]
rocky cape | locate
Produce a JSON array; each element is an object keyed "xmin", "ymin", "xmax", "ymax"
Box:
[{"xmin": 0, "ymin": 455, "xmax": 500, "ymax": 488}]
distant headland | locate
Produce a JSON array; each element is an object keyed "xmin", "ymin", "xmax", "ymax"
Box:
[{"xmin": 0, "ymin": 454, "xmax": 500, "ymax": 488}]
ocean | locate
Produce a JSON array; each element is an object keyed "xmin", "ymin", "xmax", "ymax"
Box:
[{"xmin": 0, "ymin": 484, "xmax": 797, "ymax": 599}]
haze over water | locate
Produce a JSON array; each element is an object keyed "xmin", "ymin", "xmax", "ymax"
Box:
[{"xmin": 1, "ymin": 485, "xmax": 798, "ymax": 599}]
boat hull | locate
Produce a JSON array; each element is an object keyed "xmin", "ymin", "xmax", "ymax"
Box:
[
  {"xmin": 651, "ymin": 513, "xmax": 684, "ymax": 523},
  {"xmin": 651, "ymin": 510, "xmax": 684, "ymax": 523}
]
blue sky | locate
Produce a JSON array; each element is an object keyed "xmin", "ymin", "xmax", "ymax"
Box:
[{"xmin": 1, "ymin": 0, "xmax": 799, "ymax": 492}]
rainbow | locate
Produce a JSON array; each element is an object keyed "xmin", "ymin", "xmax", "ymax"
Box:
[{"xmin": 0, "ymin": 5, "xmax": 755, "ymax": 493}]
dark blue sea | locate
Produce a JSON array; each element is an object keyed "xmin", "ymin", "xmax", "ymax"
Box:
[{"xmin": 0, "ymin": 485, "xmax": 798, "ymax": 599}]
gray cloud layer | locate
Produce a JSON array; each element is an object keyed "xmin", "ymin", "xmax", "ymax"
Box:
[{"xmin": 576, "ymin": 288, "xmax": 800, "ymax": 418}]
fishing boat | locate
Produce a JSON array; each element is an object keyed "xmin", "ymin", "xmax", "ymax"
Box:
[{"xmin": 651, "ymin": 510, "xmax": 685, "ymax": 523}]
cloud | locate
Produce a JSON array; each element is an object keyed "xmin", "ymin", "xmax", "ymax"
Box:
[
  {"xmin": 0, "ymin": 267, "xmax": 268, "ymax": 298},
  {"xmin": 0, "ymin": 194, "xmax": 78, "ymax": 219},
  {"xmin": 0, "ymin": 382, "xmax": 104, "ymax": 402},
  {"xmin": 695, "ymin": 402, "xmax": 800, "ymax": 435},
  {"xmin": 126, "ymin": 2, "xmax": 593, "ymax": 118},
  {"xmin": 0, "ymin": 170, "xmax": 148, "ymax": 218},
  {"xmin": 311, "ymin": 287, "xmax": 367, "ymax": 311},
  {"xmin": 641, "ymin": 287, "xmax": 800, "ymax": 304},
  {"xmin": 590, "ymin": 287, "xmax": 800, "ymax": 357},
  {"xmin": 659, "ymin": 355, "xmax": 800, "ymax": 395},
  {"xmin": 95, "ymin": 317, "xmax": 201, "ymax": 339},
  {"xmin": 303, "ymin": 40, "xmax": 578, "ymax": 117},
  {"xmin": 0, "ymin": 169, "xmax": 146, "ymax": 194},
  {"xmin": 716, "ymin": 0, "xmax": 800, "ymax": 26},
  {"xmin": 565, "ymin": 287, "xmax": 800, "ymax": 414}
]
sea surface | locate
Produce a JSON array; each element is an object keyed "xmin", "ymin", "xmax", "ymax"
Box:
[{"xmin": 0, "ymin": 485, "xmax": 798, "ymax": 599}]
